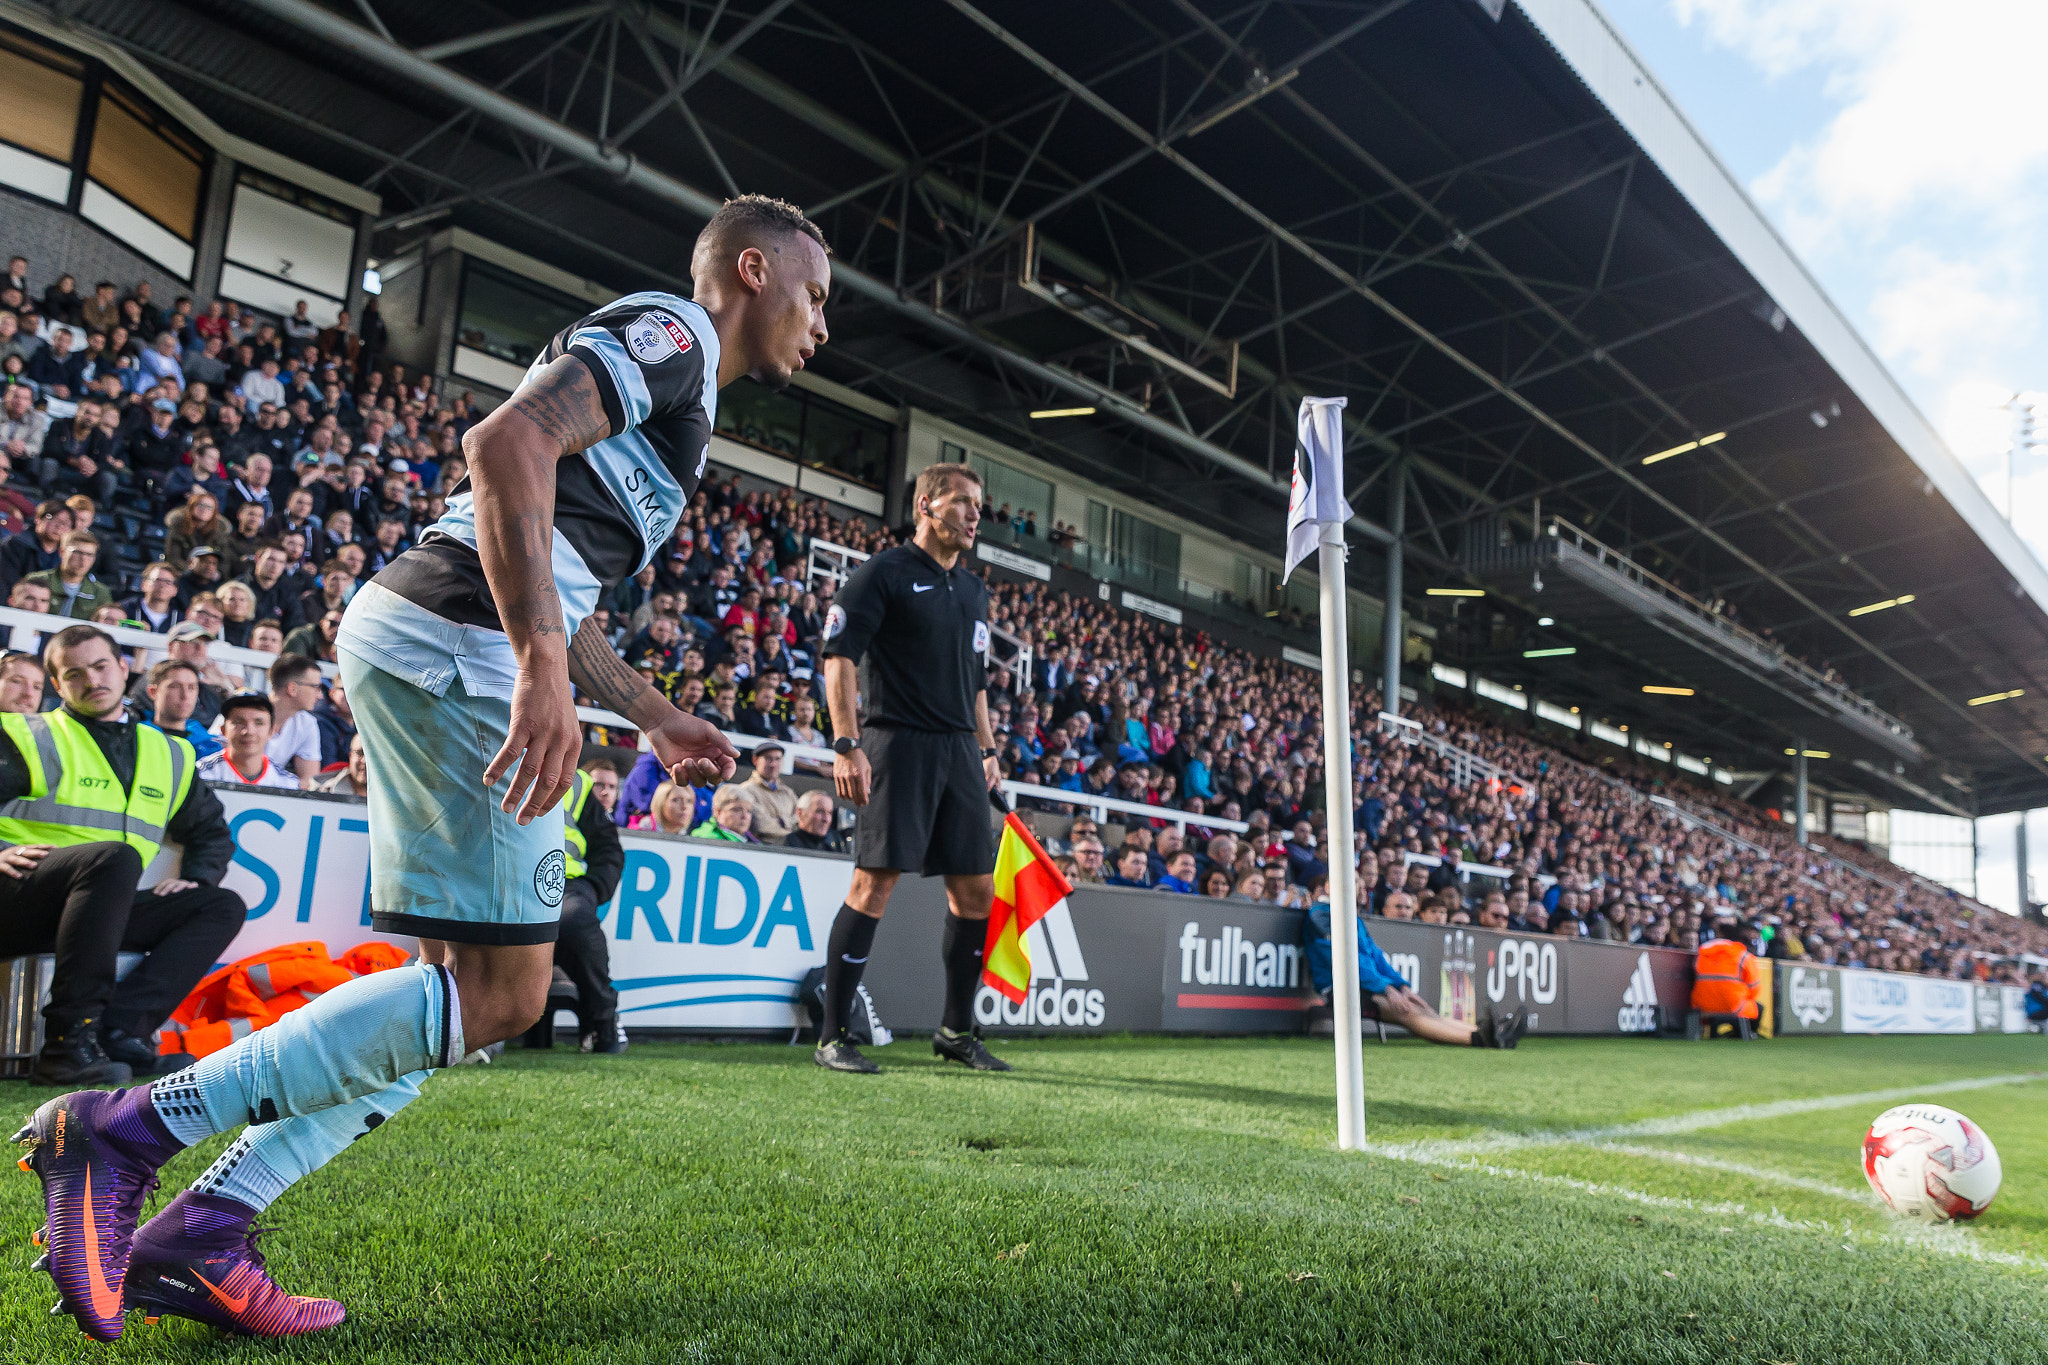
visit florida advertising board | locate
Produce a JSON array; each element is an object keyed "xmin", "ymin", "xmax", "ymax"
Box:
[{"xmin": 196, "ymin": 787, "xmax": 850, "ymax": 1032}]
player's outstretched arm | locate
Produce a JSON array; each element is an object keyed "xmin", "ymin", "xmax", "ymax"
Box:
[
  {"xmin": 471, "ymin": 354, "xmax": 610, "ymax": 824},
  {"xmin": 566, "ymin": 617, "xmax": 736, "ymax": 789}
]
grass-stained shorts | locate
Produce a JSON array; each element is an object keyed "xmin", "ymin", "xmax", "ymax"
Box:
[{"xmin": 341, "ymin": 647, "xmax": 565, "ymax": 945}]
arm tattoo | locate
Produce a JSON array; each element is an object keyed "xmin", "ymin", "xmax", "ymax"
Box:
[
  {"xmin": 511, "ymin": 356, "xmax": 610, "ymax": 457},
  {"xmin": 567, "ymin": 616, "xmax": 654, "ymax": 715}
]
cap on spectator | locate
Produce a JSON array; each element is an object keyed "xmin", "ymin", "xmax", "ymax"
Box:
[
  {"xmin": 152, "ymin": 398, "xmax": 176, "ymax": 412},
  {"xmin": 167, "ymin": 620, "xmax": 215, "ymax": 643},
  {"xmin": 388, "ymin": 458, "xmax": 410, "ymax": 473},
  {"xmin": 751, "ymin": 740, "xmax": 785, "ymax": 759},
  {"xmin": 187, "ymin": 545, "xmax": 219, "ymax": 559},
  {"xmin": 296, "ymin": 451, "xmax": 321, "ymax": 467}
]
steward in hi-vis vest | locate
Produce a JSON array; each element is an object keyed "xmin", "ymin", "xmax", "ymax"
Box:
[
  {"xmin": 530, "ymin": 763, "xmax": 625, "ymax": 1055},
  {"xmin": 1691, "ymin": 936, "xmax": 1763, "ymax": 1019},
  {"xmin": 0, "ymin": 625, "xmax": 246, "ymax": 1086}
]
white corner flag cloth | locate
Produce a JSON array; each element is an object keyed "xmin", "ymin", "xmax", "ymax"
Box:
[{"xmin": 1283, "ymin": 396, "xmax": 1352, "ymax": 584}]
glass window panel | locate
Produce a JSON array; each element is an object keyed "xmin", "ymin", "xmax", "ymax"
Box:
[
  {"xmin": 88, "ymin": 86, "xmax": 203, "ymax": 241},
  {"xmin": 0, "ymin": 38, "xmax": 83, "ymax": 162},
  {"xmin": 800, "ymin": 400, "xmax": 890, "ymax": 489},
  {"xmin": 455, "ymin": 260, "xmax": 587, "ymax": 370},
  {"xmin": 715, "ymin": 374, "xmax": 805, "ymax": 456}
]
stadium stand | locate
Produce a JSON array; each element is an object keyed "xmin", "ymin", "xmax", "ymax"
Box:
[{"xmin": 0, "ymin": 256, "xmax": 2041, "ymax": 988}]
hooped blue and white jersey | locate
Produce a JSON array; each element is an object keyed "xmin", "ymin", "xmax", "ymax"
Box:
[{"xmin": 337, "ymin": 291, "xmax": 719, "ymax": 699}]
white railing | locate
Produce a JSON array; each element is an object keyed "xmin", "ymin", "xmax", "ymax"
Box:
[
  {"xmin": 999, "ymin": 780, "xmax": 1248, "ymax": 834},
  {"xmin": 988, "ymin": 621, "xmax": 1034, "ymax": 695},
  {"xmin": 1377, "ymin": 710, "xmax": 1528, "ymax": 793},
  {"xmin": 804, "ymin": 538, "xmax": 870, "ymax": 596},
  {"xmin": 0, "ymin": 604, "xmax": 322, "ymax": 693}
]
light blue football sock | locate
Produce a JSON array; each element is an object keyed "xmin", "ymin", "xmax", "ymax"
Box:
[
  {"xmin": 151, "ymin": 962, "xmax": 462, "ymax": 1146},
  {"xmin": 187, "ymin": 1071, "xmax": 431, "ymax": 1213}
]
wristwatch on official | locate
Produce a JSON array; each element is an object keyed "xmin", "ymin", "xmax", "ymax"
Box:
[
  {"xmin": 833, "ymin": 736, "xmax": 860, "ymax": 756},
  {"xmin": 981, "ymin": 747, "xmax": 999, "ymax": 759}
]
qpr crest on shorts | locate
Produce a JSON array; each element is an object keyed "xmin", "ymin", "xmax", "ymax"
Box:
[
  {"xmin": 534, "ymin": 849, "xmax": 567, "ymax": 908},
  {"xmin": 625, "ymin": 310, "xmax": 695, "ymax": 364}
]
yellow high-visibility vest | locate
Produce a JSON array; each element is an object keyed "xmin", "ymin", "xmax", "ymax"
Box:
[
  {"xmin": 563, "ymin": 768, "xmax": 592, "ymax": 881},
  {"xmin": 0, "ymin": 710, "xmax": 195, "ymax": 864}
]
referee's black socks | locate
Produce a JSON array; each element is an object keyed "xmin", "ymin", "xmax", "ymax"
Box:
[
  {"xmin": 822, "ymin": 904, "xmax": 880, "ymax": 1041},
  {"xmin": 940, "ymin": 912, "xmax": 986, "ymax": 1033}
]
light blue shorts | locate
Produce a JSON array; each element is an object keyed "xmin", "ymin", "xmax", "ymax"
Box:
[{"xmin": 340, "ymin": 648, "xmax": 566, "ymax": 945}]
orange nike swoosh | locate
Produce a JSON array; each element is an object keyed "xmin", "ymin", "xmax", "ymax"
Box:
[
  {"xmin": 79, "ymin": 1168, "xmax": 124, "ymax": 1321},
  {"xmin": 192, "ymin": 1268, "xmax": 251, "ymax": 1315}
]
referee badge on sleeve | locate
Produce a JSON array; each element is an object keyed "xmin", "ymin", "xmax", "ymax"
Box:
[
  {"xmin": 824, "ymin": 604, "xmax": 847, "ymax": 640},
  {"xmin": 973, "ymin": 621, "xmax": 990, "ymax": 654}
]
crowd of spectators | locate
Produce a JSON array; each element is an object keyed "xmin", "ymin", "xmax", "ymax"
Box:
[{"xmin": 0, "ymin": 251, "xmax": 2041, "ymax": 988}]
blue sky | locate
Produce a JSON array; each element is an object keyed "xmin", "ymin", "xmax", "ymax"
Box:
[{"xmin": 1601, "ymin": 0, "xmax": 2048, "ymax": 561}]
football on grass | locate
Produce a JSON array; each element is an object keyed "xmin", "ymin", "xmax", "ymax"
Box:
[{"xmin": 1862, "ymin": 1104, "xmax": 2002, "ymax": 1223}]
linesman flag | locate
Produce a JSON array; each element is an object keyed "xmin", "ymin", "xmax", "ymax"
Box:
[
  {"xmin": 1283, "ymin": 396, "xmax": 1353, "ymax": 584},
  {"xmin": 982, "ymin": 813, "xmax": 1075, "ymax": 1004}
]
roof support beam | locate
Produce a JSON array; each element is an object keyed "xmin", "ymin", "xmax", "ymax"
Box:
[
  {"xmin": 414, "ymin": 5, "xmax": 609, "ymax": 62},
  {"xmin": 228, "ymin": 0, "xmax": 1396, "ymax": 547}
]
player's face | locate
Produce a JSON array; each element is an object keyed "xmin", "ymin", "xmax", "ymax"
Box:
[{"xmin": 746, "ymin": 235, "xmax": 830, "ymax": 391}]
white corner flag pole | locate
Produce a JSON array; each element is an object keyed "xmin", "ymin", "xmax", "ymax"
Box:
[{"xmin": 1286, "ymin": 397, "xmax": 1365, "ymax": 1150}]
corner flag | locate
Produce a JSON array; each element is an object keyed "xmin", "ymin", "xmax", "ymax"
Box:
[
  {"xmin": 1283, "ymin": 396, "xmax": 1352, "ymax": 584},
  {"xmin": 983, "ymin": 813, "xmax": 1074, "ymax": 1004}
]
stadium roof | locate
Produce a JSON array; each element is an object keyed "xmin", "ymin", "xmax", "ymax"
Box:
[{"xmin": 39, "ymin": 0, "xmax": 2048, "ymax": 816}]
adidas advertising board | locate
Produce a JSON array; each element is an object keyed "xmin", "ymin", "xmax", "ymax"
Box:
[
  {"xmin": 971, "ymin": 899, "xmax": 1107, "ymax": 1030},
  {"xmin": 1617, "ymin": 953, "xmax": 1661, "ymax": 1033}
]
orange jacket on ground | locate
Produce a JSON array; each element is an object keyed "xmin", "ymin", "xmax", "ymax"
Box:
[
  {"xmin": 1691, "ymin": 938, "xmax": 1762, "ymax": 1019},
  {"xmin": 158, "ymin": 940, "xmax": 411, "ymax": 1059}
]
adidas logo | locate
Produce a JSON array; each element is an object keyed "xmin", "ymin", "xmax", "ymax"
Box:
[
  {"xmin": 1617, "ymin": 952, "xmax": 1659, "ymax": 1033},
  {"xmin": 973, "ymin": 902, "xmax": 1105, "ymax": 1028}
]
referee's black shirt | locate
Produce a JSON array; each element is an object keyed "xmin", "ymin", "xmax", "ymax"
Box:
[{"xmin": 822, "ymin": 543, "xmax": 989, "ymax": 733}]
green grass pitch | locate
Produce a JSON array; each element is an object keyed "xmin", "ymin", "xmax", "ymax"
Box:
[{"xmin": 4, "ymin": 1033, "xmax": 2045, "ymax": 1362}]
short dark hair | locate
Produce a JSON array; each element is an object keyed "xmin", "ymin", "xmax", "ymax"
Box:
[
  {"xmin": 267, "ymin": 653, "xmax": 320, "ymax": 692},
  {"xmin": 221, "ymin": 691, "xmax": 274, "ymax": 723},
  {"xmin": 43, "ymin": 623, "xmax": 119, "ymax": 674},
  {"xmin": 148, "ymin": 658, "xmax": 201, "ymax": 687},
  {"xmin": 692, "ymin": 194, "xmax": 829, "ymax": 277}
]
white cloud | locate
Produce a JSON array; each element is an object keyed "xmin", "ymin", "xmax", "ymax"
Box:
[
  {"xmin": 1676, "ymin": 0, "xmax": 2048, "ymax": 237},
  {"xmin": 1866, "ymin": 248, "xmax": 2028, "ymax": 379}
]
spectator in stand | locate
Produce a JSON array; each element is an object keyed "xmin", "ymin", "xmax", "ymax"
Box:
[
  {"xmin": 140, "ymin": 658, "xmax": 220, "ymax": 760},
  {"xmin": 197, "ymin": 692, "xmax": 300, "ymax": 789},
  {"xmin": 214, "ymin": 580, "xmax": 257, "ymax": 647},
  {"xmin": 25, "ymin": 530, "xmax": 110, "ymax": 621},
  {"xmin": 1105, "ymin": 845, "xmax": 1153, "ymax": 889},
  {"xmin": 121, "ymin": 562, "xmax": 182, "ymax": 635},
  {"xmin": 310, "ymin": 669, "xmax": 356, "ymax": 767},
  {"xmin": 77, "ymin": 280, "xmax": 118, "ymax": 338},
  {"xmin": 0, "ymin": 649, "xmax": 44, "ymax": 714},
  {"xmin": 694, "ymin": 785, "xmax": 762, "ymax": 844},
  {"xmin": 226, "ymin": 451, "xmax": 276, "ymax": 523},
  {"xmin": 0, "ymin": 385, "xmax": 49, "ymax": 475},
  {"xmin": 785, "ymin": 789, "xmax": 848, "ymax": 853},
  {"xmin": 0, "ymin": 498, "xmax": 68, "ymax": 595},
  {"xmin": 1157, "ymin": 849, "xmax": 1199, "ymax": 893},
  {"xmin": 282, "ymin": 605, "xmax": 342, "ymax": 665},
  {"xmin": 238, "ymin": 355, "xmax": 285, "ymax": 411},
  {"xmin": 633, "ymin": 779, "xmax": 704, "ymax": 835},
  {"xmin": 736, "ymin": 674, "xmax": 790, "ymax": 740},
  {"xmin": 237, "ymin": 542, "xmax": 300, "ymax": 628},
  {"xmin": 264, "ymin": 653, "xmax": 324, "ymax": 789},
  {"xmin": 318, "ymin": 733, "xmax": 369, "ymax": 796},
  {"xmin": 123, "ymin": 398, "xmax": 187, "ymax": 497},
  {"xmin": 734, "ymin": 741, "xmax": 799, "ymax": 842}
]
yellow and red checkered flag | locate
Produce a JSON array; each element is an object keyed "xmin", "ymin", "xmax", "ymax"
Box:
[{"xmin": 983, "ymin": 813, "xmax": 1073, "ymax": 1005}]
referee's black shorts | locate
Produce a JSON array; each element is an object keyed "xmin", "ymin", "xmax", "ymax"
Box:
[{"xmin": 854, "ymin": 727, "xmax": 996, "ymax": 877}]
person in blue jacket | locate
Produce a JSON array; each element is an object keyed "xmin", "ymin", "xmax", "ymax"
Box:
[{"xmin": 1303, "ymin": 877, "xmax": 1523, "ymax": 1048}]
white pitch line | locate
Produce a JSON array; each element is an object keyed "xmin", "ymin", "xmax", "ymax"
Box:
[
  {"xmin": 1373, "ymin": 1071, "xmax": 2047, "ymax": 1160},
  {"xmin": 1359, "ymin": 1143, "xmax": 2048, "ymax": 1271},
  {"xmin": 1587, "ymin": 1142, "xmax": 1880, "ymax": 1205}
]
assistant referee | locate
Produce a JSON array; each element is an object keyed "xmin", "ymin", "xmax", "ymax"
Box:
[{"xmin": 817, "ymin": 461, "xmax": 1007, "ymax": 1074}]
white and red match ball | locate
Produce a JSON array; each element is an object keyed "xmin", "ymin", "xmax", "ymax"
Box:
[{"xmin": 1862, "ymin": 1104, "xmax": 2002, "ymax": 1223}]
